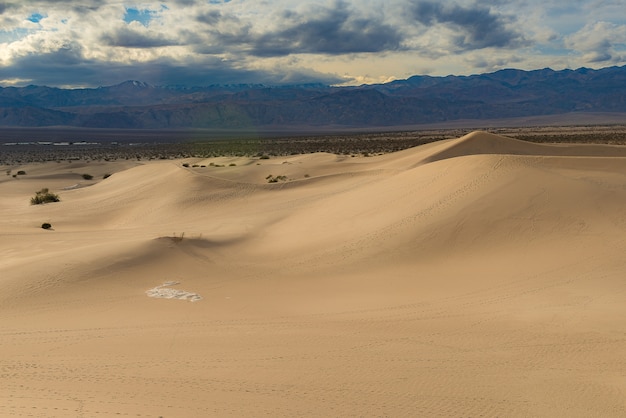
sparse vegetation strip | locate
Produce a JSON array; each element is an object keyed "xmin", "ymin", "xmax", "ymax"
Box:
[{"xmin": 3, "ymin": 126, "xmax": 626, "ymax": 165}]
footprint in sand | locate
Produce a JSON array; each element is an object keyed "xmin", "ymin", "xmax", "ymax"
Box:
[{"xmin": 146, "ymin": 281, "xmax": 202, "ymax": 302}]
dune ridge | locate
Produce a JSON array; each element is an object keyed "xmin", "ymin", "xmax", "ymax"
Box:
[{"xmin": 2, "ymin": 131, "xmax": 626, "ymax": 417}]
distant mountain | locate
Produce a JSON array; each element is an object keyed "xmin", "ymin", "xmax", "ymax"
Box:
[{"xmin": 1, "ymin": 66, "xmax": 625, "ymax": 129}]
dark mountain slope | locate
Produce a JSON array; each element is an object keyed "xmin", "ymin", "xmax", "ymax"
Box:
[{"xmin": 0, "ymin": 65, "xmax": 625, "ymax": 128}]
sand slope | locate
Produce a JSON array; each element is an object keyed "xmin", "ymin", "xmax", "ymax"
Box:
[{"xmin": 2, "ymin": 131, "xmax": 626, "ymax": 417}]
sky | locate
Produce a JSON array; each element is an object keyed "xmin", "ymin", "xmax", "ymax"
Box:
[{"xmin": 0, "ymin": 0, "xmax": 625, "ymax": 88}]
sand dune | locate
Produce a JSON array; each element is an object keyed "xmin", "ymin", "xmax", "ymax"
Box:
[{"xmin": 2, "ymin": 131, "xmax": 626, "ymax": 417}]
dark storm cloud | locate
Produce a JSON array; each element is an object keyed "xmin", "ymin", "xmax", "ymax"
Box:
[
  {"xmin": 252, "ymin": 2, "xmax": 401, "ymax": 56},
  {"xmin": 100, "ymin": 27, "xmax": 179, "ymax": 48},
  {"xmin": 0, "ymin": 46, "xmax": 94, "ymax": 86},
  {"xmin": 587, "ymin": 52, "xmax": 613, "ymax": 63},
  {"xmin": 171, "ymin": 0, "xmax": 200, "ymax": 5},
  {"xmin": 0, "ymin": 2, "xmax": 17, "ymax": 14},
  {"xmin": 0, "ymin": 48, "xmax": 344, "ymax": 87},
  {"xmin": 198, "ymin": 1, "xmax": 402, "ymax": 57},
  {"xmin": 196, "ymin": 10, "xmax": 222, "ymax": 25},
  {"xmin": 410, "ymin": 1, "xmax": 527, "ymax": 50}
]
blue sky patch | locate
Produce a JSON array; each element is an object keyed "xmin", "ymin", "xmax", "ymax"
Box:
[
  {"xmin": 124, "ymin": 8, "xmax": 155, "ymax": 26},
  {"xmin": 27, "ymin": 13, "xmax": 45, "ymax": 23}
]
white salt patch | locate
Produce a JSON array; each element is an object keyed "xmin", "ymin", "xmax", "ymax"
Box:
[{"xmin": 146, "ymin": 281, "xmax": 202, "ymax": 302}]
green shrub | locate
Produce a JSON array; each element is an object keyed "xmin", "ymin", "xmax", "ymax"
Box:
[{"xmin": 31, "ymin": 188, "xmax": 60, "ymax": 205}]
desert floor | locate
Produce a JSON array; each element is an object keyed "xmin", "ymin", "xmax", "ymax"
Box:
[{"xmin": 2, "ymin": 131, "xmax": 626, "ymax": 417}]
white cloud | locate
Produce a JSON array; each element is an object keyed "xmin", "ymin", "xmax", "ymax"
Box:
[{"xmin": 565, "ymin": 21, "xmax": 626, "ymax": 64}]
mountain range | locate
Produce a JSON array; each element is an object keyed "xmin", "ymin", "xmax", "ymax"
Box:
[{"xmin": 1, "ymin": 66, "xmax": 625, "ymax": 129}]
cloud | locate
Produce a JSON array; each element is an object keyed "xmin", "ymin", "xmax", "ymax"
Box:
[
  {"xmin": 565, "ymin": 21, "xmax": 626, "ymax": 64},
  {"xmin": 0, "ymin": 45, "xmax": 344, "ymax": 87},
  {"xmin": 192, "ymin": 1, "xmax": 402, "ymax": 57},
  {"xmin": 409, "ymin": 1, "xmax": 528, "ymax": 50},
  {"xmin": 0, "ymin": 0, "xmax": 624, "ymax": 88},
  {"xmin": 100, "ymin": 25, "xmax": 180, "ymax": 48},
  {"xmin": 249, "ymin": 1, "xmax": 402, "ymax": 56}
]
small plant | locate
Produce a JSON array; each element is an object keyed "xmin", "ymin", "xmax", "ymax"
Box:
[
  {"xmin": 266, "ymin": 174, "xmax": 288, "ymax": 183},
  {"xmin": 31, "ymin": 188, "xmax": 60, "ymax": 205},
  {"xmin": 182, "ymin": 163, "xmax": 190, "ymax": 167},
  {"xmin": 17, "ymin": 170, "xmax": 26, "ymax": 175},
  {"xmin": 41, "ymin": 223, "xmax": 52, "ymax": 229},
  {"xmin": 229, "ymin": 163, "xmax": 237, "ymax": 167},
  {"xmin": 103, "ymin": 173, "xmax": 112, "ymax": 179},
  {"xmin": 259, "ymin": 155, "xmax": 270, "ymax": 160},
  {"xmin": 82, "ymin": 173, "xmax": 93, "ymax": 180}
]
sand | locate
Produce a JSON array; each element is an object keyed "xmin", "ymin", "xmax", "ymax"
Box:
[{"xmin": 2, "ymin": 131, "xmax": 626, "ymax": 417}]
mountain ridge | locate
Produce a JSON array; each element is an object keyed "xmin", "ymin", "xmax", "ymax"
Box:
[{"xmin": 1, "ymin": 65, "xmax": 625, "ymax": 128}]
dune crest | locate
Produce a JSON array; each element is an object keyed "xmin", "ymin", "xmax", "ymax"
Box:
[{"xmin": 422, "ymin": 130, "xmax": 626, "ymax": 163}]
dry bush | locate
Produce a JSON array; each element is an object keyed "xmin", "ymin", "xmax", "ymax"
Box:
[{"xmin": 31, "ymin": 188, "xmax": 60, "ymax": 205}]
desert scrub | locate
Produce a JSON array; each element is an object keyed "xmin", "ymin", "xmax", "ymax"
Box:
[
  {"xmin": 41, "ymin": 222, "xmax": 52, "ymax": 229},
  {"xmin": 31, "ymin": 188, "xmax": 60, "ymax": 205},
  {"xmin": 266, "ymin": 175, "xmax": 288, "ymax": 183},
  {"xmin": 82, "ymin": 173, "xmax": 93, "ymax": 180}
]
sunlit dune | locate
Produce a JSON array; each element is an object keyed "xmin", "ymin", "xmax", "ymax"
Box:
[{"xmin": 2, "ymin": 131, "xmax": 626, "ymax": 417}]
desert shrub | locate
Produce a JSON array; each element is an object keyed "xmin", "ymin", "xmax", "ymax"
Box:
[
  {"xmin": 41, "ymin": 223, "xmax": 52, "ymax": 229},
  {"xmin": 17, "ymin": 170, "xmax": 26, "ymax": 175},
  {"xmin": 259, "ymin": 155, "xmax": 270, "ymax": 160},
  {"xmin": 31, "ymin": 188, "xmax": 60, "ymax": 205},
  {"xmin": 82, "ymin": 173, "xmax": 93, "ymax": 180},
  {"xmin": 266, "ymin": 175, "xmax": 287, "ymax": 183},
  {"xmin": 182, "ymin": 163, "xmax": 189, "ymax": 167},
  {"xmin": 103, "ymin": 173, "xmax": 112, "ymax": 179},
  {"xmin": 229, "ymin": 163, "xmax": 236, "ymax": 167}
]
